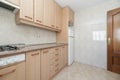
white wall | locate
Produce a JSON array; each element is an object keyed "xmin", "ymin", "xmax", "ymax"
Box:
[
  {"xmin": 74, "ymin": 0, "xmax": 120, "ymax": 69},
  {"xmin": 0, "ymin": 7, "xmax": 56, "ymax": 45}
]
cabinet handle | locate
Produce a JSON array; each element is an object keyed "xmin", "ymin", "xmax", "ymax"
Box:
[
  {"xmin": 55, "ymin": 68, "xmax": 59, "ymax": 72},
  {"xmin": 55, "ymin": 48, "xmax": 59, "ymax": 50},
  {"xmin": 107, "ymin": 37, "xmax": 111, "ymax": 45},
  {"xmin": 36, "ymin": 20, "xmax": 42, "ymax": 23},
  {"xmin": 31, "ymin": 53, "xmax": 39, "ymax": 56},
  {"xmin": 0, "ymin": 69, "xmax": 16, "ymax": 77},
  {"xmin": 55, "ymin": 54, "xmax": 59, "ymax": 56},
  {"xmin": 56, "ymin": 26, "xmax": 59, "ymax": 28},
  {"xmin": 43, "ymin": 50, "xmax": 48, "ymax": 53},
  {"xmin": 25, "ymin": 16, "xmax": 32, "ymax": 20},
  {"xmin": 55, "ymin": 59, "xmax": 59, "ymax": 62},
  {"xmin": 62, "ymin": 47, "xmax": 65, "ymax": 48},
  {"xmin": 51, "ymin": 25, "xmax": 55, "ymax": 27},
  {"xmin": 55, "ymin": 64, "xmax": 59, "ymax": 67}
]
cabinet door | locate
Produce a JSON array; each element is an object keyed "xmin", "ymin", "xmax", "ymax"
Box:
[
  {"xmin": 55, "ymin": 3, "xmax": 62, "ymax": 30},
  {"xmin": 59, "ymin": 47, "xmax": 63, "ymax": 69},
  {"xmin": 41, "ymin": 49, "xmax": 50, "ymax": 80},
  {"xmin": 5, "ymin": 0, "xmax": 20, "ymax": 6},
  {"xmin": 0, "ymin": 62, "xmax": 25, "ymax": 80},
  {"xmin": 34, "ymin": 0, "xmax": 44, "ymax": 24},
  {"xmin": 61, "ymin": 46, "xmax": 68, "ymax": 67},
  {"xmin": 20, "ymin": 0, "xmax": 33, "ymax": 21},
  {"xmin": 64, "ymin": 46, "xmax": 68, "ymax": 65},
  {"xmin": 26, "ymin": 51, "xmax": 41, "ymax": 80},
  {"xmin": 44, "ymin": 0, "xmax": 55, "ymax": 28}
]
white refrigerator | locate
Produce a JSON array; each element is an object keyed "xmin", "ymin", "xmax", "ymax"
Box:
[{"xmin": 68, "ymin": 27, "xmax": 74, "ymax": 65}]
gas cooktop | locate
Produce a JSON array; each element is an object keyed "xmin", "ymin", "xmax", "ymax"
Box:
[{"xmin": 0, "ymin": 44, "xmax": 25, "ymax": 52}]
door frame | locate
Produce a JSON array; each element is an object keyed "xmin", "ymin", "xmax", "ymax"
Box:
[{"xmin": 107, "ymin": 7, "xmax": 120, "ymax": 71}]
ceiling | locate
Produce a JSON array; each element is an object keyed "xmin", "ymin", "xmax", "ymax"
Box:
[{"xmin": 55, "ymin": 0, "xmax": 110, "ymax": 12}]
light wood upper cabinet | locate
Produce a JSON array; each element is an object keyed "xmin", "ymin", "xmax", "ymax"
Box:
[
  {"xmin": 5, "ymin": 0, "xmax": 20, "ymax": 6},
  {"xmin": 0, "ymin": 62, "xmax": 25, "ymax": 80},
  {"xmin": 41, "ymin": 49, "xmax": 50, "ymax": 80},
  {"xmin": 16, "ymin": 0, "xmax": 63, "ymax": 32},
  {"xmin": 44, "ymin": 0, "xmax": 55, "ymax": 28},
  {"xmin": 55, "ymin": 3, "xmax": 62, "ymax": 30},
  {"xmin": 34, "ymin": 0, "xmax": 44, "ymax": 24},
  {"xmin": 26, "ymin": 51, "xmax": 41, "ymax": 80},
  {"xmin": 20, "ymin": 0, "xmax": 34, "ymax": 21}
]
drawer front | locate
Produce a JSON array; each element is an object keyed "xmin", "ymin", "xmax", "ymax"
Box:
[
  {"xmin": 50, "ymin": 52, "xmax": 55, "ymax": 60},
  {"xmin": 0, "ymin": 65, "xmax": 17, "ymax": 78},
  {"xmin": 50, "ymin": 59, "xmax": 55, "ymax": 65},
  {"xmin": 0, "ymin": 62, "xmax": 25, "ymax": 80}
]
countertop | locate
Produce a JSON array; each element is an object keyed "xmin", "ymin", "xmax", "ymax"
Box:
[{"xmin": 0, "ymin": 43, "xmax": 68, "ymax": 58}]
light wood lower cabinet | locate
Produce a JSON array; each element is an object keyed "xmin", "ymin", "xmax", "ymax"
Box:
[
  {"xmin": 41, "ymin": 49, "xmax": 50, "ymax": 80},
  {"xmin": 0, "ymin": 62, "xmax": 25, "ymax": 80},
  {"xmin": 26, "ymin": 51, "xmax": 41, "ymax": 80},
  {"xmin": 0, "ymin": 45, "xmax": 68, "ymax": 80},
  {"xmin": 63, "ymin": 46, "xmax": 68, "ymax": 66}
]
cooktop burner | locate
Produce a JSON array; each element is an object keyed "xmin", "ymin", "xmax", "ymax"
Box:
[
  {"xmin": 0, "ymin": 44, "xmax": 25, "ymax": 52},
  {"xmin": 0, "ymin": 45, "xmax": 19, "ymax": 52}
]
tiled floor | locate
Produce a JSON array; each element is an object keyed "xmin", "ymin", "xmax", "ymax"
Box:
[{"xmin": 52, "ymin": 62, "xmax": 120, "ymax": 80}]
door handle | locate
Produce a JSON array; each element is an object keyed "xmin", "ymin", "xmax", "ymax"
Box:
[{"xmin": 108, "ymin": 37, "xmax": 111, "ymax": 45}]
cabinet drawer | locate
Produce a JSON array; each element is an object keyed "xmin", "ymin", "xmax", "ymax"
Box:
[
  {"xmin": 50, "ymin": 52, "xmax": 55, "ymax": 60},
  {"xmin": 0, "ymin": 62, "xmax": 25, "ymax": 80},
  {"xmin": 54, "ymin": 67, "xmax": 60, "ymax": 73},
  {"xmin": 49, "ymin": 65, "xmax": 55, "ymax": 78},
  {"xmin": 0, "ymin": 66, "xmax": 16, "ymax": 77},
  {"xmin": 50, "ymin": 59, "xmax": 55, "ymax": 65}
]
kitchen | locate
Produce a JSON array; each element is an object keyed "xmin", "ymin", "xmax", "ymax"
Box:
[{"xmin": 0, "ymin": 0, "xmax": 120, "ymax": 80}]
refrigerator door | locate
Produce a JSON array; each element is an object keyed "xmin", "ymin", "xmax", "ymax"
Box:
[{"xmin": 68, "ymin": 37, "xmax": 74, "ymax": 65}]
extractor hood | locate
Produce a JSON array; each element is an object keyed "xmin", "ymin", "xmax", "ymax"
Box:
[{"xmin": 0, "ymin": 0, "xmax": 20, "ymax": 11}]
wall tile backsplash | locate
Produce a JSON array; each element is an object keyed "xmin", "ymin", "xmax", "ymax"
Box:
[{"xmin": 0, "ymin": 7, "xmax": 56, "ymax": 45}]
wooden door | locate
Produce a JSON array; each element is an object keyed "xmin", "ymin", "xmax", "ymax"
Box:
[
  {"xmin": 41, "ymin": 49, "xmax": 50, "ymax": 80},
  {"xmin": 5, "ymin": 0, "xmax": 20, "ymax": 6},
  {"xmin": 34, "ymin": 0, "xmax": 44, "ymax": 25},
  {"xmin": 26, "ymin": 51, "xmax": 41, "ymax": 80},
  {"xmin": 60, "ymin": 46, "xmax": 68, "ymax": 67},
  {"xmin": 44, "ymin": 0, "xmax": 55, "ymax": 28},
  {"xmin": 20, "ymin": 0, "xmax": 33, "ymax": 21},
  {"xmin": 55, "ymin": 3, "xmax": 62, "ymax": 30},
  {"xmin": 107, "ymin": 7, "xmax": 120, "ymax": 74},
  {"xmin": 0, "ymin": 62, "xmax": 25, "ymax": 80}
]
